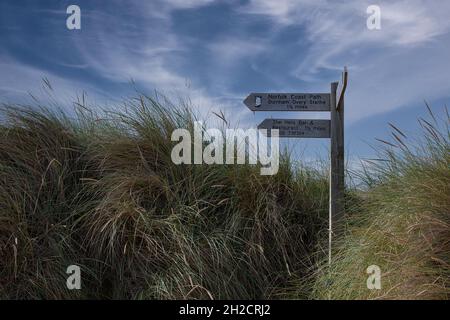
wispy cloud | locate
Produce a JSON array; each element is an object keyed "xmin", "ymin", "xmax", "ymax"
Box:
[
  {"xmin": 237, "ymin": 0, "xmax": 450, "ymax": 121},
  {"xmin": 1, "ymin": 0, "xmax": 450, "ymax": 126},
  {"xmin": 241, "ymin": 0, "xmax": 450, "ymax": 74}
]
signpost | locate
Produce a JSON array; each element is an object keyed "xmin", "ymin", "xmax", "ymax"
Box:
[{"xmin": 243, "ymin": 67, "xmax": 348, "ymax": 265}]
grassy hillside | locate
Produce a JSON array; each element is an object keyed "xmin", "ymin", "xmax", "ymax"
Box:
[
  {"xmin": 0, "ymin": 96, "xmax": 329, "ymax": 299},
  {"xmin": 0, "ymin": 95, "xmax": 448, "ymax": 300},
  {"xmin": 310, "ymin": 107, "xmax": 450, "ymax": 299}
]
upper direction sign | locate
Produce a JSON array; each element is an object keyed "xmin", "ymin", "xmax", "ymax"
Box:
[
  {"xmin": 258, "ymin": 119, "xmax": 331, "ymax": 138},
  {"xmin": 244, "ymin": 93, "xmax": 331, "ymax": 112}
]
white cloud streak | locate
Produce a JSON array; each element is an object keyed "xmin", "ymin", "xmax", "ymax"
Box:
[
  {"xmin": 239, "ymin": 0, "xmax": 450, "ymax": 121},
  {"xmin": 2, "ymin": 0, "xmax": 450, "ymax": 126}
]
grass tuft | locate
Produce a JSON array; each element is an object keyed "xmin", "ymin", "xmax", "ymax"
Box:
[{"xmin": 0, "ymin": 96, "xmax": 329, "ymax": 299}]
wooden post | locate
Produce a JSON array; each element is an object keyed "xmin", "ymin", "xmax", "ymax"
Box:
[{"xmin": 329, "ymin": 68, "xmax": 346, "ymax": 265}]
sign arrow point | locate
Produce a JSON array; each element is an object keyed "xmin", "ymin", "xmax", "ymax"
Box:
[{"xmin": 243, "ymin": 94, "xmax": 254, "ymax": 110}]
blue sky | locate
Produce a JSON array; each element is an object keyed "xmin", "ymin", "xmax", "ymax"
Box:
[{"xmin": 1, "ymin": 0, "xmax": 450, "ymax": 166}]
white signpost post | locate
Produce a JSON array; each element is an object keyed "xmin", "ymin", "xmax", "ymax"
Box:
[{"xmin": 244, "ymin": 67, "xmax": 348, "ymax": 265}]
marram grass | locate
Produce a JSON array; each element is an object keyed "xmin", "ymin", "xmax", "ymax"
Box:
[
  {"xmin": 0, "ymin": 96, "xmax": 329, "ymax": 299},
  {"xmin": 0, "ymin": 96, "xmax": 448, "ymax": 300},
  {"xmin": 308, "ymin": 106, "xmax": 450, "ymax": 300}
]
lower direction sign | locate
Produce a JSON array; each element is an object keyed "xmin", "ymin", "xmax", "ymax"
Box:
[{"xmin": 258, "ymin": 119, "xmax": 331, "ymax": 138}]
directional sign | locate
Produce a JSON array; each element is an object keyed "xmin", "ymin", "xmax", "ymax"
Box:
[
  {"xmin": 244, "ymin": 93, "xmax": 330, "ymax": 112},
  {"xmin": 258, "ymin": 119, "xmax": 330, "ymax": 138}
]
